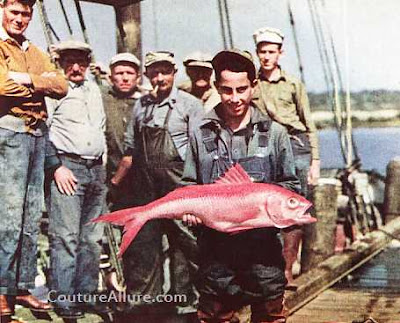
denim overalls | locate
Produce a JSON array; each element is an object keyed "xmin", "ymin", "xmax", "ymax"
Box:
[
  {"xmin": 195, "ymin": 120, "xmax": 286, "ymax": 312},
  {"xmin": 123, "ymin": 102, "xmax": 198, "ymax": 315}
]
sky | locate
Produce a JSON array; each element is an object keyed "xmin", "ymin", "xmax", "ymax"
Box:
[{"xmin": 25, "ymin": 0, "xmax": 400, "ymax": 93}]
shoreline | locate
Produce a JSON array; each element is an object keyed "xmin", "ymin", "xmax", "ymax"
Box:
[{"xmin": 312, "ymin": 109, "xmax": 400, "ymax": 129}]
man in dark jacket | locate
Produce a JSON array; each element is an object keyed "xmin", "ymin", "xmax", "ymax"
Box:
[
  {"xmin": 112, "ymin": 51, "xmax": 203, "ymax": 321},
  {"xmin": 182, "ymin": 49, "xmax": 300, "ymax": 323}
]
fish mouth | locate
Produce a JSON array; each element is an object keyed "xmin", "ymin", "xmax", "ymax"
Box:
[{"xmin": 297, "ymin": 203, "xmax": 316, "ymax": 224}]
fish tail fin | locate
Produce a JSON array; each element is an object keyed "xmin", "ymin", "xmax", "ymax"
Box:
[
  {"xmin": 118, "ymin": 216, "xmax": 148, "ymax": 257},
  {"xmin": 92, "ymin": 206, "xmax": 146, "ymax": 226}
]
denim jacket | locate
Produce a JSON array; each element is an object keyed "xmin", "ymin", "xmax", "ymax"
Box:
[{"xmin": 182, "ymin": 104, "xmax": 300, "ymax": 193}]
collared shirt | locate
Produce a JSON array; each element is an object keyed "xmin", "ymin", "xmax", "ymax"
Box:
[
  {"xmin": 101, "ymin": 85, "xmax": 141, "ymax": 176},
  {"xmin": 46, "ymin": 80, "xmax": 106, "ymax": 158},
  {"xmin": 0, "ymin": 28, "xmax": 68, "ymax": 136},
  {"xmin": 182, "ymin": 103, "xmax": 300, "ymax": 192},
  {"xmin": 124, "ymin": 87, "xmax": 203, "ymax": 161},
  {"xmin": 253, "ymin": 68, "xmax": 319, "ymax": 160}
]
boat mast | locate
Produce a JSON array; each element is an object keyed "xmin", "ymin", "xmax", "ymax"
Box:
[
  {"xmin": 114, "ymin": 1, "xmax": 142, "ymax": 60},
  {"xmin": 79, "ymin": 0, "xmax": 142, "ymax": 60}
]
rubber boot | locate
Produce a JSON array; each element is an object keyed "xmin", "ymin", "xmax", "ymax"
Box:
[
  {"xmin": 282, "ymin": 226, "xmax": 303, "ymax": 285},
  {"xmin": 251, "ymin": 296, "xmax": 287, "ymax": 323},
  {"xmin": 197, "ymin": 299, "xmax": 234, "ymax": 323}
]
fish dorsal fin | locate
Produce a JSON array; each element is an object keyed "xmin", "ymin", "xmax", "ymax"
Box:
[{"xmin": 214, "ymin": 163, "xmax": 252, "ymax": 185}]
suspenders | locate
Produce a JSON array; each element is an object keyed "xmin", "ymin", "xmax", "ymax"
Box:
[{"xmin": 200, "ymin": 120, "xmax": 272, "ymax": 157}]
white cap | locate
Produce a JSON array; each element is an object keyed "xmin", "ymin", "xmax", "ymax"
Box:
[
  {"xmin": 55, "ymin": 39, "xmax": 92, "ymax": 54},
  {"xmin": 183, "ymin": 51, "xmax": 213, "ymax": 69},
  {"xmin": 109, "ymin": 52, "xmax": 140, "ymax": 68},
  {"xmin": 253, "ymin": 27, "xmax": 284, "ymax": 45}
]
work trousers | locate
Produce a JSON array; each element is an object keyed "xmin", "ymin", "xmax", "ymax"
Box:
[
  {"xmin": 46, "ymin": 156, "xmax": 106, "ymax": 308},
  {"xmin": 0, "ymin": 129, "xmax": 45, "ymax": 295}
]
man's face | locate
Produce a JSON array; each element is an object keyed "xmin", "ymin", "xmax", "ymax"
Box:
[
  {"xmin": 111, "ymin": 63, "xmax": 139, "ymax": 94},
  {"xmin": 186, "ymin": 66, "xmax": 212, "ymax": 89},
  {"xmin": 256, "ymin": 43, "xmax": 282, "ymax": 73},
  {"xmin": 217, "ymin": 70, "xmax": 254, "ymax": 120},
  {"xmin": 145, "ymin": 62, "xmax": 175, "ymax": 97},
  {"xmin": 59, "ymin": 50, "xmax": 90, "ymax": 84},
  {"xmin": 2, "ymin": 0, "xmax": 33, "ymax": 38}
]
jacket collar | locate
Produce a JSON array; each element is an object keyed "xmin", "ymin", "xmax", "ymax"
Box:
[
  {"xmin": 0, "ymin": 27, "xmax": 30, "ymax": 51},
  {"xmin": 199, "ymin": 103, "xmax": 267, "ymax": 129}
]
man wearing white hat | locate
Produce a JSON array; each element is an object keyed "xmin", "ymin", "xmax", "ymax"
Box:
[
  {"xmin": 252, "ymin": 27, "xmax": 320, "ymax": 284},
  {"xmin": 102, "ymin": 52, "xmax": 143, "ymax": 211},
  {"xmin": 179, "ymin": 51, "xmax": 215, "ymax": 104},
  {"xmin": 45, "ymin": 40, "xmax": 109, "ymax": 319}
]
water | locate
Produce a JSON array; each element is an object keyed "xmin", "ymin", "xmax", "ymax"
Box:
[{"xmin": 319, "ymin": 127, "xmax": 400, "ymax": 175}]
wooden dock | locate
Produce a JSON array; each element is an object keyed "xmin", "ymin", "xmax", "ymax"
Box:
[
  {"xmin": 12, "ymin": 217, "xmax": 400, "ymax": 323},
  {"xmin": 288, "ymin": 241, "xmax": 400, "ymax": 323}
]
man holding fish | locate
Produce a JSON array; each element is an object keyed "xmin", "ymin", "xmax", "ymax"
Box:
[
  {"xmin": 96, "ymin": 50, "xmax": 310, "ymax": 322},
  {"xmin": 96, "ymin": 49, "xmax": 316, "ymax": 322},
  {"xmin": 181, "ymin": 49, "xmax": 301, "ymax": 322}
]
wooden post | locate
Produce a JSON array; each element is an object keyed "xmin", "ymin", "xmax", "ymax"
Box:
[
  {"xmin": 384, "ymin": 157, "xmax": 400, "ymax": 223},
  {"xmin": 301, "ymin": 183, "xmax": 338, "ymax": 273},
  {"xmin": 115, "ymin": 2, "xmax": 142, "ymax": 60}
]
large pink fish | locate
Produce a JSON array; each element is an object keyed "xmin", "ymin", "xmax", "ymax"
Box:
[{"xmin": 94, "ymin": 164, "xmax": 315, "ymax": 256}]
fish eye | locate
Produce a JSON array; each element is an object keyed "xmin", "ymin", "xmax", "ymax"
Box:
[{"xmin": 287, "ymin": 197, "xmax": 300, "ymax": 209}]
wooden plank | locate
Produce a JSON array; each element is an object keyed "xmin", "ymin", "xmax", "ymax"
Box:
[
  {"xmin": 285, "ymin": 217, "xmax": 400, "ymax": 314},
  {"xmin": 289, "ymin": 243, "xmax": 400, "ymax": 322},
  {"xmin": 288, "ymin": 289, "xmax": 400, "ymax": 322}
]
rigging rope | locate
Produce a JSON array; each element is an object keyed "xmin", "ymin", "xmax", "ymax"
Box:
[
  {"xmin": 318, "ymin": 0, "xmax": 359, "ymax": 165},
  {"xmin": 74, "ymin": 0, "xmax": 90, "ymax": 44},
  {"xmin": 58, "ymin": 0, "xmax": 74, "ymax": 36},
  {"xmin": 308, "ymin": 0, "xmax": 348, "ymax": 163},
  {"xmin": 73, "ymin": 0, "xmax": 101, "ymax": 85},
  {"xmin": 287, "ymin": 0, "xmax": 305, "ymax": 84},
  {"xmin": 37, "ymin": 0, "xmax": 55, "ymax": 48}
]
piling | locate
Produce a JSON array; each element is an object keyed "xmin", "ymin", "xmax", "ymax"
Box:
[
  {"xmin": 301, "ymin": 182, "xmax": 338, "ymax": 273},
  {"xmin": 384, "ymin": 157, "xmax": 400, "ymax": 223}
]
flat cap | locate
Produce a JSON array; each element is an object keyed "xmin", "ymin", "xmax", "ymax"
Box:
[
  {"xmin": 253, "ymin": 27, "xmax": 284, "ymax": 45},
  {"xmin": 54, "ymin": 39, "xmax": 92, "ymax": 54},
  {"xmin": 109, "ymin": 52, "xmax": 140, "ymax": 68},
  {"xmin": 212, "ymin": 49, "xmax": 256, "ymax": 81},
  {"xmin": 144, "ymin": 51, "xmax": 176, "ymax": 69},
  {"xmin": 183, "ymin": 51, "xmax": 213, "ymax": 69}
]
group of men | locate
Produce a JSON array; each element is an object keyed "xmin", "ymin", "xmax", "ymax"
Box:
[{"xmin": 0, "ymin": 1, "xmax": 320, "ymax": 323}]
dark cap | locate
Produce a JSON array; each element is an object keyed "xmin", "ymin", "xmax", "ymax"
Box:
[
  {"xmin": 7, "ymin": 0, "xmax": 37, "ymax": 6},
  {"xmin": 212, "ymin": 49, "xmax": 256, "ymax": 82}
]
